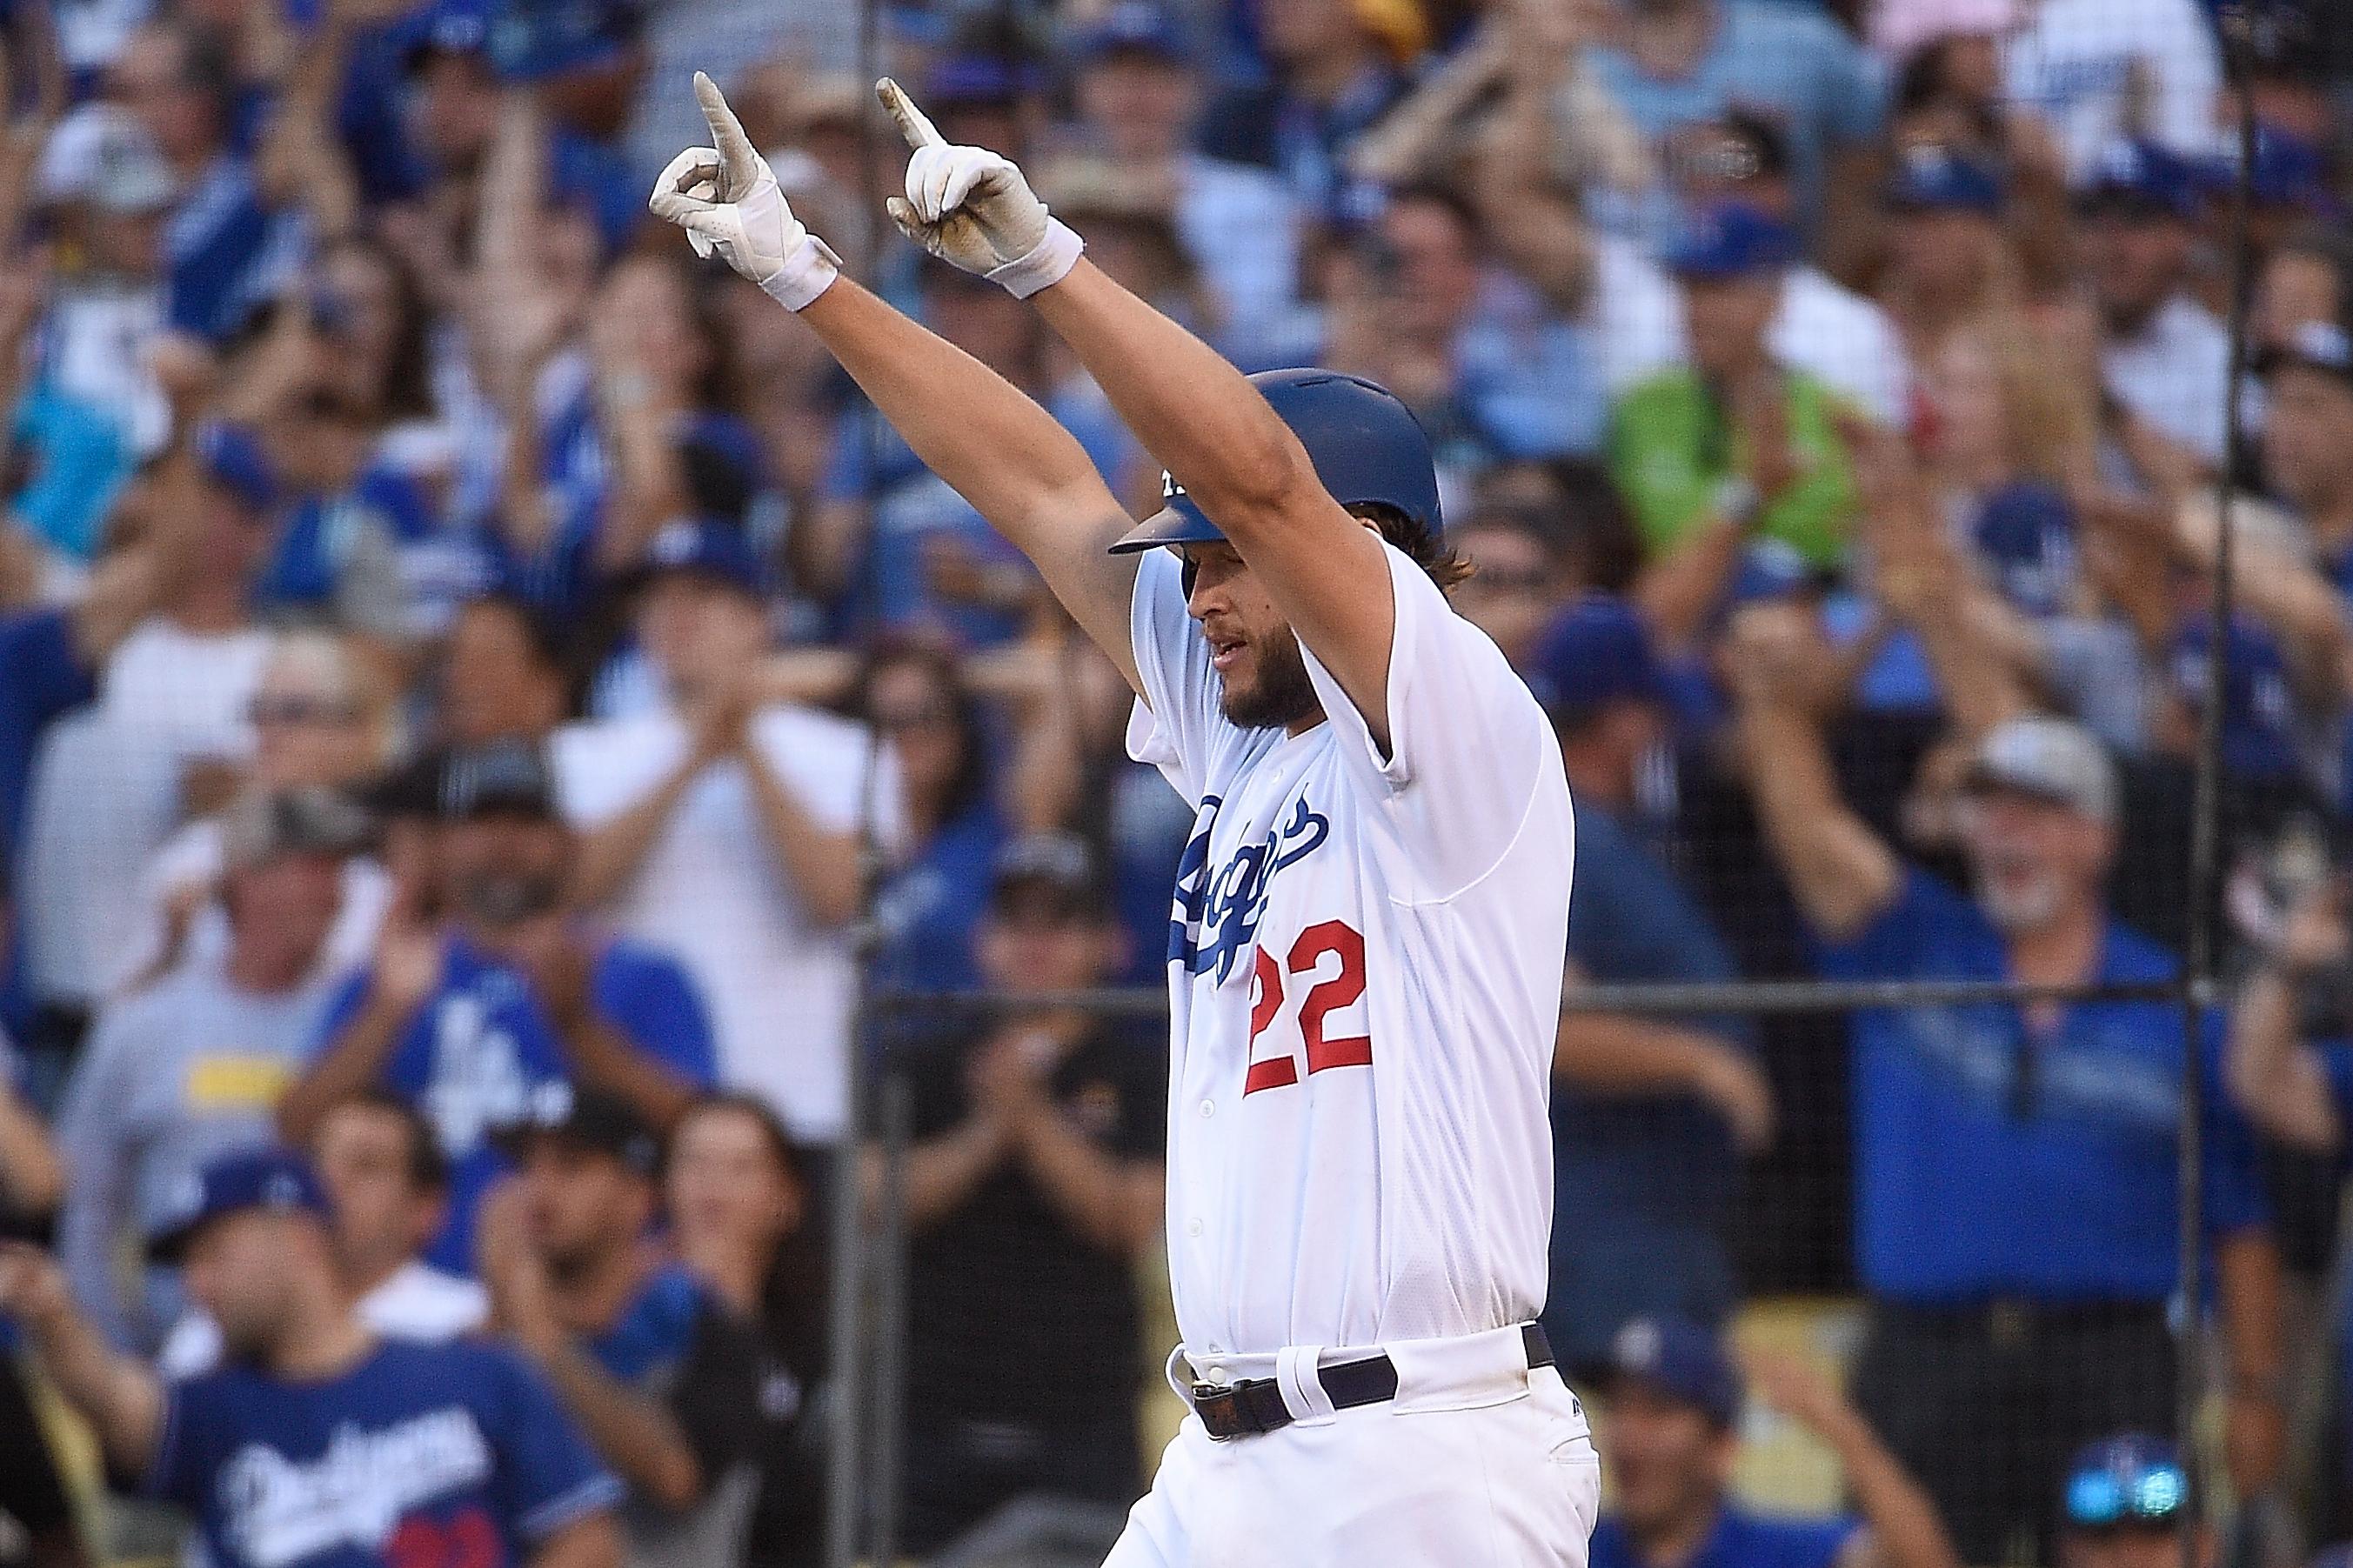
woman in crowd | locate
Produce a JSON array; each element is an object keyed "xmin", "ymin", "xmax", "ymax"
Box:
[
  {"xmin": 851, "ymin": 637, "xmax": 1006, "ymax": 997},
  {"xmin": 664, "ymin": 1093, "xmax": 827, "ymax": 1568}
]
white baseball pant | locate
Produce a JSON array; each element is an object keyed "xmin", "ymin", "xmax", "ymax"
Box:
[{"xmin": 1103, "ymin": 1323, "xmax": 1601, "ymax": 1568}]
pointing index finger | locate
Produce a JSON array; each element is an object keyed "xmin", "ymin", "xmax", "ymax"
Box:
[
  {"xmin": 876, "ymin": 77, "xmax": 945, "ymax": 150},
  {"xmin": 693, "ymin": 71, "xmax": 760, "ymax": 188}
]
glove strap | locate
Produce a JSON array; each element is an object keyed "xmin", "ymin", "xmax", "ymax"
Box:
[
  {"xmin": 762, "ymin": 234, "xmax": 844, "ymax": 312},
  {"xmin": 986, "ymin": 217, "xmax": 1083, "ymax": 301}
]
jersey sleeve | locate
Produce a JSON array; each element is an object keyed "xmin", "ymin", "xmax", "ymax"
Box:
[
  {"xmin": 1125, "ymin": 547, "xmax": 1227, "ymax": 804},
  {"xmin": 1294, "ymin": 543, "xmax": 1563, "ymax": 899},
  {"xmin": 144, "ymin": 1379, "xmax": 217, "ymax": 1512},
  {"xmin": 2198, "ymin": 1011, "xmax": 2271, "ymax": 1238},
  {"xmin": 480, "ymin": 1345, "xmax": 625, "ymax": 1544},
  {"xmin": 591, "ymin": 945, "xmax": 719, "ymax": 1089},
  {"xmin": 1811, "ymin": 866, "xmax": 1956, "ymax": 978}
]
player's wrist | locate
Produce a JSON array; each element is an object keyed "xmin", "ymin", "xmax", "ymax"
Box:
[
  {"xmin": 986, "ymin": 217, "xmax": 1083, "ymax": 300},
  {"xmin": 760, "ymin": 231, "xmax": 843, "ymax": 311}
]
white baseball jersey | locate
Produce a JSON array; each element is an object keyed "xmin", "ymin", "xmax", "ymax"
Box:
[{"xmin": 1125, "ymin": 544, "xmax": 1574, "ymax": 1364}]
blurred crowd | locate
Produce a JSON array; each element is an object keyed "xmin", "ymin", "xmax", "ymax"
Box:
[{"xmin": 0, "ymin": 0, "xmax": 2350, "ymax": 1559}]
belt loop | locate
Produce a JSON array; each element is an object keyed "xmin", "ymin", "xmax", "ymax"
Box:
[
  {"xmin": 1275, "ymin": 1344, "xmax": 1337, "ymax": 1425},
  {"xmin": 1165, "ymin": 1344, "xmax": 1198, "ymax": 1409}
]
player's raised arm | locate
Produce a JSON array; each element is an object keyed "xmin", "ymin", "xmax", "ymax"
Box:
[
  {"xmin": 649, "ymin": 77, "xmax": 1141, "ymax": 692},
  {"xmin": 878, "ymin": 82, "xmax": 1399, "ymax": 744}
]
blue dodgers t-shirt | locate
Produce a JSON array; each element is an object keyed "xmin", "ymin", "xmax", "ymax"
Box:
[
  {"xmin": 583, "ymin": 1264, "xmax": 705, "ymax": 1385},
  {"xmin": 1817, "ymin": 869, "xmax": 2268, "ymax": 1303},
  {"xmin": 868, "ymin": 800, "xmax": 1006, "ymax": 998},
  {"xmin": 150, "ymin": 1338, "xmax": 620, "ymax": 1568},
  {"xmin": 1591, "ymin": 1508, "xmax": 1856, "ymax": 1568},
  {"xmin": 1550, "ymin": 802, "xmax": 1754, "ymax": 1358},
  {"xmin": 311, "ymin": 934, "xmax": 717, "ymax": 1273}
]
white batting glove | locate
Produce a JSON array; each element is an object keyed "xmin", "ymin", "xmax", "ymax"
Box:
[
  {"xmin": 650, "ymin": 73, "xmax": 841, "ymax": 311},
  {"xmin": 876, "ymin": 78, "xmax": 1082, "ymax": 300}
]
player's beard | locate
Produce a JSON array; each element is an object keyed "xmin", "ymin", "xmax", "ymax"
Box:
[{"xmin": 1219, "ymin": 628, "xmax": 1320, "ymax": 731}]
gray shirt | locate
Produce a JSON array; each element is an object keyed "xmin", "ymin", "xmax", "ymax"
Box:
[{"xmin": 56, "ymin": 960, "xmax": 340, "ymax": 1351}]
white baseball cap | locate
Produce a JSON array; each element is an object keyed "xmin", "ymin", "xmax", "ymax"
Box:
[{"xmin": 1962, "ymin": 716, "xmax": 2118, "ymax": 826}]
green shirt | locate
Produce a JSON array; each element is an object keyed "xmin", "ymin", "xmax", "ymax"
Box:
[{"xmin": 1606, "ymin": 367, "xmax": 1861, "ymax": 570}]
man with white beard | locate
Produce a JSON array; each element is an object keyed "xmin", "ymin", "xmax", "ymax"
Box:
[{"xmin": 1722, "ymin": 602, "xmax": 2284, "ymax": 1568}]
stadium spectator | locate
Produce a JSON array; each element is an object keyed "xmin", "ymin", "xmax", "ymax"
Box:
[
  {"xmin": 2251, "ymin": 226, "xmax": 2353, "ymax": 360},
  {"xmin": 1062, "ymin": 1, "xmax": 1306, "ymax": 367},
  {"xmin": 1728, "ymin": 599, "xmax": 2284, "ymax": 1562},
  {"xmin": 114, "ymin": 628, "xmax": 399, "ymax": 992},
  {"xmin": 244, "ymin": 237, "xmax": 475, "ymax": 642},
  {"xmin": 0, "ymin": 509, "xmax": 174, "ymax": 1042},
  {"xmin": 1590, "ymin": 1317, "xmax": 1962, "ymax": 1568},
  {"xmin": 281, "ymin": 738, "xmax": 714, "ymax": 1272},
  {"xmin": 110, "ymin": 15, "xmax": 296, "ymax": 345},
  {"xmin": 854, "ymin": 639, "xmax": 1006, "ymax": 998},
  {"xmin": 2001, "ymin": 0, "xmax": 2223, "ymax": 180},
  {"xmin": 1453, "ymin": 496, "xmax": 1591, "ymax": 671},
  {"xmin": 0, "ymin": 1147, "xmax": 626, "ymax": 1568},
  {"xmin": 2224, "ymin": 878, "xmax": 2353, "ymax": 1496},
  {"xmin": 1321, "ymin": 183, "xmax": 1608, "ymax": 470},
  {"xmin": 161, "ymin": 1088, "xmax": 488, "ymax": 1377},
  {"xmin": 883, "ymin": 835, "xmax": 1163, "ymax": 1553},
  {"xmin": 2251, "ymin": 288, "xmax": 2353, "ymax": 597},
  {"xmin": 1874, "ymin": 146, "xmax": 2021, "ymax": 365},
  {"xmin": 1666, "ymin": 112, "xmax": 1911, "ymax": 426},
  {"xmin": 1530, "ymin": 601, "xmax": 1766, "ymax": 1369},
  {"xmin": 1196, "ymin": 0, "xmax": 1419, "ymax": 227},
  {"xmin": 1582, "ymin": 0, "xmax": 1883, "ymax": 248},
  {"xmin": 2053, "ymin": 1436, "xmax": 2208, "ymax": 1568},
  {"xmin": 478, "ymin": 1086, "xmax": 785, "ymax": 1567},
  {"xmin": 56, "ymin": 786, "xmax": 367, "ymax": 1353},
  {"xmin": 1609, "ymin": 203, "xmax": 1861, "ymax": 580},
  {"xmin": 2081, "ymin": 141, "xmax": 2233, "ymax": 475},
  {"xmin": 17, "ymin": 424, "xmax": 277, "ymax": 1036},
  {"xmin": 439, "ymin": 592, "xmax": 576, "ymax": 747},
  {"xmin": 662, "ymin": 1093, "xmax": 827, "ymax": 1568},
  {"xmin": 553, "ymin": 518, "xmax": 890, "ymax": 1144}
]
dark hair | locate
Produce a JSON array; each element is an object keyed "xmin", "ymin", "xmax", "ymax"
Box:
[
  {"xmin": 155, "ymin": 16, "xmax": 235, "ymax": 113},
  {"xmin": 1545, "ymin": 458, "xmax": 1645, "ymax": 593},
  {"xmin": 323, "ymin": 237, "xmax": 436, "ymax": 424},
  {"xmin": 666, "ymin": 1093, "xmax": 829, "ymax": 1374},
  {"xmin": 841, "ymin": 635, "xmax": 992, "ymax": 825},
  {"xmin": 1348, "ymin": 502, "xmax": 1474, "ymax": 592},
  {"xmin": 1383, "ymin": 181, "xmax": 1484, "ymax": 247},
  {"xmin": 325, "ymin": 1088, "xmax": 451, "ymax": 1194}
]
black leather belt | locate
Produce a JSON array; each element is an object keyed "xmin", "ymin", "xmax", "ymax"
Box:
[{"xmin": 1191, "ymin": 1324, "xmax": 1554, "ymax": 1442}]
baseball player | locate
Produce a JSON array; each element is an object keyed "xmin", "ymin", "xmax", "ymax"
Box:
[{"xmin": 651, "ymin": 74, "xmax": 1594, "ymax": 1565}]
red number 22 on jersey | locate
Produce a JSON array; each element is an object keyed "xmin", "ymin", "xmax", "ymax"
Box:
[{"xmin": 1244, "ymin": 920, "xmax": 1374, "ymax": 1095}]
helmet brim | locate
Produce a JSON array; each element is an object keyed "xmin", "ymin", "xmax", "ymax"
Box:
[{"xmin": 1108, "ymin": 497, "xmax": 1227, "ymax": 554}]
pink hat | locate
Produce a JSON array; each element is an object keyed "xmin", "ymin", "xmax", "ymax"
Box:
[{"xmin": 1868, "ymin": 0, "xmax": 2017, "ymax": 63}]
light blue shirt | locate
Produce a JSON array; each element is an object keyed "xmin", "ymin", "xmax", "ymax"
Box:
[{"xmin": 1587, "ymin": 0, "xmax": 1884, "ymax": 249}]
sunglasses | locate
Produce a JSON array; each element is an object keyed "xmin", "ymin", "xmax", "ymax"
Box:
[
  {"xmin": 250, "ymin": 696, "xmax": 362, "ymax": 729},
  {"xmin": 2065, "ymin": 1462, "xmax": 2186, "ymax": 1530}
]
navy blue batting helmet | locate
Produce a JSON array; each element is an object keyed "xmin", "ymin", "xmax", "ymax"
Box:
[{"xmin": 1108, "ymin": 369, "xmax": 1441, "ymax": 553}]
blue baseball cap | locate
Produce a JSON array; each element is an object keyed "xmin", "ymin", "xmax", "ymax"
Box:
[
  {"xmin": 396, "ymin": 0, "xmax": 491, "ymax": 70},
  {"xmin": 922, "ymin": 52, "xmax": 1047, "ymax": 106},
  {"xmin": 1075, "ymin": 0, "xmax": 1190, "ymax": 63},
  {"xmin": 2079, "ymin": 139, "xmax": 2201, "ymax": 221},
  {"xmin": 1885, "ymin": 143, "xmax": 2006, "ymax": 217},
  {"xmin": 1666, "ymin": 201, "xmax": 1795, "ymax": 280},
  {"xmin": 2062, "ymin": 1435, "xmax": 2188, "ymax": 1531},
  {"xmin": 636, "ymin": 517, "xmax": 765, "ymax": 599},
  {"xmin": 1972, "ymin": 483, "xmax": 2078, "ymax": 617},
  {"xmin": 2171, "ymin": 616, "xmax": 2304, "ymax": 783},
  {"xmin": 1112, "ymin": 369, "xmax": 1441, "ymax": 552},
  {"xmin": 194, "ymin": 420, "xmax": 277, "ymax": 515},
  {"xmin": 148, "ymin": 1148, "xmax": 331, "ymax": 1263},
  {"xmin": 486, "ymin": 0, "xmax": 641, "ymax": 83},
  {"xmin": 1606, "ymin": 1316, "xmax": 1743, "ymax": 1429},
  {"xmin": 1527, "ymin": 596, "xmax": 1664, "ymax": 719}
]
